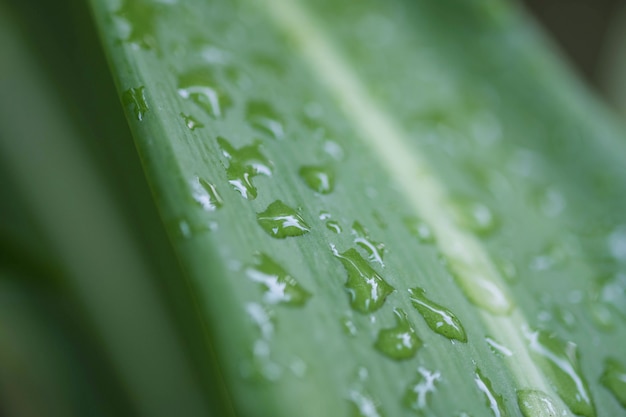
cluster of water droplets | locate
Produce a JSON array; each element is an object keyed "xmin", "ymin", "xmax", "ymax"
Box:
[{"xmin": 111, "ymin": 9, "xmax": 626, "ymax": 417}]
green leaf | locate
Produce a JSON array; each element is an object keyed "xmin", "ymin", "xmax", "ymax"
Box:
[{"xmin": 5, "ymin": 0, "xmax": 626, "ymax": 416}]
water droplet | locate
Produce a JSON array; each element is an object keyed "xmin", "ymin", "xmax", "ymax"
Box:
[
  {"xmin": 529, "ymin": 242, "xmax": 569, "ymax": 271},
  {"xmin": 178, "ymin": 219, "xmax": 191, "ymax": 238},
  {"xmin": 298, "ymin": 165, "xmax": 335, "ymax": 194},
  {"xmin": 495, "ymin": 257, "xmax": 518, "ymax": 283},
  {"xmin": 446, "ymin": 240, "xmax": 514, "ymax": 314},
  {"xmin": 245, "ymin": 253, "xmax": 311, "ymax": 306},
  {"xmin": 404, "ymin": 217, "xmax": 434, "ymax": 243},
  {"xmin": 403, "ymin": 367, "xmax": 441, "ymax": 412},
  {"xmin": 457, "ymin": 201, "xmax": 499, "ymax": 236},
  {"xmin": 191, "ymin": 176, "xmax": 223, "ymax": 211},
  {"xmin": 587, "ymin": 297, "xmax": 616, "ymax": 331},
  {"xmin": 246, "ymin": 100, "xmax": 284, "ymax": 139},
  {"xmin": 122, "ymin": 86, "xmax": 149, "ymax": 121},
  {"xmin": 323, "ymin": 140, "xmax": 345, "ymax": 160},
  {"xmin": 524, "ymin": 328, "xmax": 595, "ymax": 417},
  {"xmin": 115, "ymin": 0, "xmax": 159, "ymax": 50},
  {"xmin": 180, "ymin": 113, "xmax": 204, "ymax": 130},
  {"xmin": 349, "ymin": 390, "xmax": 384, "ymax": 417},
  {"xmin": 341, "ymin": 316, "xmax": 357, "ymax": 337},
  {"xmin": 327, "ymin": 220, "xmax": 342, "ymax": 234},
  {"xmin": 372, "ymin": 211, "xmax": 387, "ymax": 230},
  {"xmin": 596, "ymin": 272, "xmax": 626, "ymax": 319},
  {"xmin": 474, "ymin": 368, "xmax": 508, "ymax": 417},
  {"xmin": 538, "ymin": 188, "xmax": 567, "ymax": 218},
  {"xmin": 485, "ymin": 336, "xmax": 513, "ymax": 357},
  {"xmin": 517, "ymin": 390, "xmax": 566, "ymax": 417},
  {"xmin": 331, "ymin": 245, "xmax": 394, "ymax": 314},
  {"xmin": 374, "ymin": 308, "xmax": 421, "ymax": 360},
  {"xmin": 408, "ymin": 287, "xmax": 467, "ymax": 342},
  {"xmin": 553, "ymin": 305, "xmax": 576, "ymax": 330},
  {"xmin": 178, "ymin": 68, "xmax": 232, "ymax": 118},
  {"xmin": 290, "ymin": 358, "xmax": 307, "ymax": 378},
  {"xmin": 241, "ymin": 303, "xmax": 282, "ymax": 382},
  {"xmin": 257, "ymin": 200, "xmax": 310, "ymax": 238},
  {"xmin": 352, "ymin": 222, "xmax": 385, "ymax": 266},
  {"xmin": 319, "ymin": 211, "xmax": 331, "ymax": 220},
  {"xmin": 218, "ymin": 137, "xmax": 273, "ymax": 200},
  {"xmin": 600, "ymin": 357, "xmax": 626, "ymax": 408}
]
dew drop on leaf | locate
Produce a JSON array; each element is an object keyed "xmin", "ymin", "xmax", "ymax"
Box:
[
  {"xmin": 298, "ymin": 164, "xmax": 335, "ymax": 194},
  {"xmin": 349, "ymin": 390, "xmax": 385, "ymax": 417},
  {"xmin": 600, "ymin": 357, "xmax": 626, "ymax": 408},
  {"xmin": 331, "ymin": 245, "xmax": 394, "ymax": 314},
  {"xmin": 374, "ymin": 308, "xmax": 421, "ymax": 360},
  {"xmin": 245, "ymin": 100, "xmax": 284, "ymax": 139},
  {"xmin": 319, "ymin": 211, "xmax": 331, "ymax": 220},
  {"xmin": 485, "ymin": 336, "xmax": 513, "ymax": 357},
  {"xmin": 456, "ymin": 201, "xmax": 499, "ymax": 236},
  {"xmin": 180, "ymin": 113, "xmax": 204, "ymax": 130},
  {"xmin": 115, "ymin": 0, "xmax": 160, "ymax": 50},
  {"xmin": 403, "ymin": 217, "xmax": 435, "ymax": 244},
  {"xmin": 402, "ymin": 366, "xmax": 441, "ymax": 412},
  {"xmin": 257, "ymin": 200, "xmax": 310, "ymax": 238},
  {"xmin": 474, "ymin": 367, "xmax": 509, "ymax": 417},
  {"xmin": 323, "ymin": 140, "xmax": 345, "ymax": 160},
  {"xmin": 245, "ymin": 253, "xmax": 311, "ymax": 306},
  {"xmin": 516, "ymin": 390, "xmax": 566, "ymax": 417},
  {"xmin": 351, "ymin": 221, "xmax": 385, "ymax": 266},
  {"xmin": 218, "ymin": 137, "xmax": 273, "ymax": 200},
  {"xmin": 190, "ymin": 176, "xmax": 223, "ymax": 211},
  {"xmin": 408, "ymin": 287, "xmax": 467, "ymax": 342},
  {"xmin": 524, "ymin": 328, "xmax": 595, "ymax": 417},
  {"xmin": 177, "ymin": 68, "xmax": 232, "ymax": 118},
  {"xmin": 241, "ymin": 302, "xmax": 281, "ymax": 382},
  {"xmin": 445, "ymin": 240, "xmax": 514, "ymax": 315},
  {"xmin": 326, "ymin": 220, "xmax": 342, "ymax": 234},
  {"xmin": 495, "ymin": 257, "xmax": 518, "ymax": 283},
  {"xmin": 341, "ymin": 316, "xmax": 357, "ymax": 337},
  {"xmin": 122, "ymin": 86, "xmax": 149, "ymax": 121}
]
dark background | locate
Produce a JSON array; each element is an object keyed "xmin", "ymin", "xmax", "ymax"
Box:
[{"xmin": 522, "ymin": 0, "xmax": 625, "ymax": 100}]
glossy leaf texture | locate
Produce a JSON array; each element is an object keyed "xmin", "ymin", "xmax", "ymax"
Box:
[{"xmin": 88, "ymin": 0, "xmax": 626, "ymax": 416}]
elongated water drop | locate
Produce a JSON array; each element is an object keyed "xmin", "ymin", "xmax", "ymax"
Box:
[
  {"xmin": 404, "ymin": 217, "xmax": 435, "ymax": 243},
  {"xmin": 191, "ymin": 176, "xmax": 223, "ymax": 211},
  {"xmin": 495, "ymin": 257, "xmax": 517, "ymax": 283},
  {"xmin": 243, "ymin": 303, "xmax": 281, "ymax": 382},
  {"xmin": 115, "ymin": 0, "xmax": 159, "ymax": 50},
  {"xmin": 474, "ymin": 368, "xmax": 509, "ymax": 417},
  {"xmin": 178, "ymin": 68, "xmax": 232, "ymax": 118},
  {"xmin": 524, "ymin": 328, "xmax": 595, "ymax": 417},
  {"xmin": 352, "ymin": 221, "xmax": 385, "ymax": 266},
  {"xmin": 517, "ymin": 390, "xmax": 566, "ymax": 417},
  {"xmin": 299, "ymin": 165, "xmax": 335, "ymax": 194},
  {"xmin": 245, "ymin": 253, "xmax": 311, "ymax": 306},
  {"xmin": 408, "ymin": 287, "xmax": 467, "ymax": 342},
  {"xmin": 180, "ymin": 113, "xmax": 204, "ymax": 130},
  {"xmin": 457, "ymin": 201, "xmax": 499, "ymax": 236},
  {"xmin": 326, "ymin": 220, "xmax": 342, "ymax": 234},
  {"xmin": 446, "ymin": 240, "xmax": 513, "ymax": 315},
  {"xmin": 485, "ymin": 336, "xmax": 513, "ymax": 357},
  {"xmin": 246, "ymin": 100, "xmax": 284, "ymax": 139},
  {"xmin": 218, "ymin": 137, "xmax": 273, "ymax": 200},
  {"xmin": 331, "ymin": 246, "xmax": 394, "ymax": 314},
  {"xmin": 122, "ymin": 86, "xmax": 149, "ymax": 121},
  {"xmin": 403, "ymin": 367, "xmax": 441, "ymax": 412},
  {"xmin": 349, "ymin": 390, "xmax": 384, "ymax": 417},
  {"xmin": 257, "ymin": 201, "xmax": 310, "ymax": 238},
  {"xmin": 374, "ymin": 308, "xmax": 421, "ymax": 360},
  {"xmin": 600, "ymin": 358, "xmax": 626, "ymax": 408}
]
